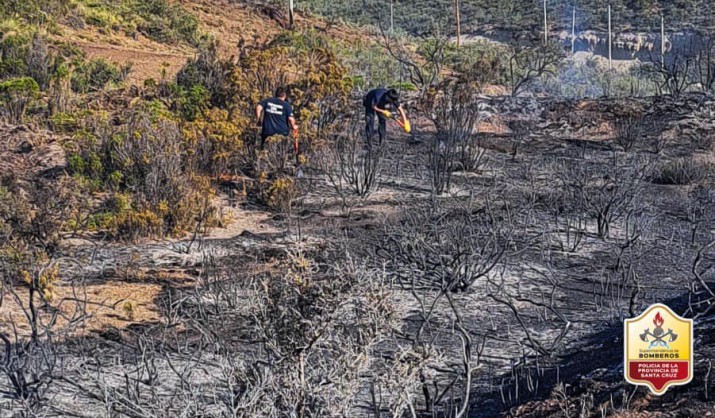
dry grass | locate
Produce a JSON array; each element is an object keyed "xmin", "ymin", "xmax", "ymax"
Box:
[
  {"xmin": 50, "ymin": 25, "xmax": 193, "ymax": 84},
  {"xmin": 0, "ymin": 281, "xmax": 163, "ymax": 337}
]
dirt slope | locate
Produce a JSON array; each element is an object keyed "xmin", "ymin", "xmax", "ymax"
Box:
[{"xmin": 50, "ymin": 0, "xmax": 381, "ymax": 84}]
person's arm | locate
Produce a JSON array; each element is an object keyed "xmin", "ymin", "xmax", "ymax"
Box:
[
  {"xmin": 286, "ymin": 104, "xmax": 298, "ymax": 133},
  {"xmin": 372, "ymin": 100, "xmax": 389, "ymax": 115},
  {"xmin": 370, "ymin": 94, "xmax": 389, "ymax": 115},
  {"xmin": 373, "ymin": 104, "xmax": 392, "ymax": 117},
  {"xmin": 255, "ymin": 103, "xmax": 264, "ymax": 126}
]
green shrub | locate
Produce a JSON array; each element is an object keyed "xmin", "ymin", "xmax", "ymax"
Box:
[
  {"xmin": 176, "ymin": 84, "xmax": 209, "ymax": 121},
  {"xmin": 67, "ymin": 109, "xmax": 218, "ymax": 239},
  {"xmin": 80, "ymin": 4, "xmax": 123, "ymax": 30},
  {"xmin": 335, "ymin": 41, "xmax": 403, "ymax": 89},
  {"xmin": 0, "ymin": 0, "xmax": 72, "ymax": 24},
  {"xmin": 270, "ymin": 29, "xmax": 330, "ymax": 51},
  {"xmin": 175, "ymin": 44, "xmax": 228, "ymax": 107},
  {"xmin": 70, "ymin": 58, "xmax": 130, "ymax": 93},
  {"xmin": 0, "ymin": 29, "xmax": 31, "ymax": 79},
  {"xmin": 50, "ymin": 110, "xmax": 91, "ymax": 132},
  {"xmin": 0, "ymin": 76, "xmax": 39, "ymax": 123},
  {"xmin": 435, "ymin": 40, "xmax": 510, "ymax": 87},
  {"xmin": 67, "ymin": 154, "xmax": 86, "ymax": 174},
  {"xmin": 133, "ymin": 0, "xmax": 200, "ymax": 46}
]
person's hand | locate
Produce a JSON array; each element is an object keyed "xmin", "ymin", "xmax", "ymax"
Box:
[
  {"xmin": 292, "ymin": 127, "xmax": 299, "ymax": 136},
  {"xmin": 382, "ymin": 110, "xmax": 392, "ymax": 119}
]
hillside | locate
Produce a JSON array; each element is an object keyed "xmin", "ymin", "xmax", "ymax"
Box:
[
  {"xmin": 298, "ymin": 0, "xmax": 715, "ymax": 36},
  {"xmin": 0, "ymin": 0, "xmax": 391, "ymax": 84},
  {"xmin": 1, "ymin": 1, "xmax": 715, "ymax": 418}
]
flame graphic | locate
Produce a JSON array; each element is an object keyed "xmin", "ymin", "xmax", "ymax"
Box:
[{"xmin": 653, "ymin": 312, "xmax": 664, "ymax": 327}]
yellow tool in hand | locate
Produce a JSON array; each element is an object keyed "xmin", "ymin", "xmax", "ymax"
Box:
[
  {"xmin": 397, "ymin": 117, "xmax": 411, "ymax": 134},
  {"xmin": 381, "ymin": 109, "xmax": 411, "ymax": 134}
]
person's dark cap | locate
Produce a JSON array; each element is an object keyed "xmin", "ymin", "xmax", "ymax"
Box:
[{"xmin": 386, "ymin": 89, "xmax": 399, "ymax": 102}]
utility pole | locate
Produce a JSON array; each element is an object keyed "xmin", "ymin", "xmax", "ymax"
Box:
[
  {"xmin": 543, "ymin": 0, "xmax": 548, "ymax": 45},
  {"xmin": 661, "ymin": 15, "xmax": 666, "ymax": 67},
  {"xmin": 390, "ymin": 0, "xmax": 394, "ymax": 34},
  {"xmin": 289, "ymin": 0, "xmax": 294, "ymax": 30},
  {"xmin": 571, "ymin": 7, "xmax": 576, "ymax": 55},
  {"xmin": 608, "ymin": 4, "xmax": 612, "ymax": 70},
  {"xmin": 456, "ymin": 0, "xmax": 461, "ymax": 47}
]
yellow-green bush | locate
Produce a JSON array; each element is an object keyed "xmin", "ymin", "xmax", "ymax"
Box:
[
  {"xmin": 228, "ymin": 38, "xmax": 352, "ymax": 142},
  {"xmin": 182, "ymin": 108, "xmax": 245, "ymax": 174},
  {"xmin": 62, "ymin": 105, "xmax": 220, "ymax": 240},
  {"xmin": 0, "ymin": 76, "xmax": 39, "ymax": 123}
]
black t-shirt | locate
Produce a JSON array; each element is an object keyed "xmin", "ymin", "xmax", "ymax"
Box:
[
  {"xmin": 260, "ymin": 97, "xmax": 294, "ymax": 137},
  {"xmin": 364, "ymin": 88, "xmax": 399, "ymax": 110}
]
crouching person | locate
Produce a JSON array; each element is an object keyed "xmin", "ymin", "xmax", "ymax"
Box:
[{"xmin": 255, "ymin": 87, "xmax": 299, "ymax": 150}]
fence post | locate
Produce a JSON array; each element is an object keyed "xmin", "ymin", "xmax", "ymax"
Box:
[
  {"xmin": 572, "ymin": 7, "xmax": 576, "ymax": 55},
  {"xmin": 661, "ymin": 15, "xmax": 665, "ymax": 68},
  {"xmin": 543, "ymin": 0, "xmax": 548, "ymax": 45},
  {"xmin": 608, "ymin": 4, "xmax": 612, "ymax": 69},
  {"xmin": 456, "ymin": 0, "xmax": 461, "ymax": 47},
  {"xmin": 390, "ymin": 0, "xmax": 394, "ymax": 34},
  {"xmin": 289, "ymin": 0, "xmax": 294, "ymax": 30}
]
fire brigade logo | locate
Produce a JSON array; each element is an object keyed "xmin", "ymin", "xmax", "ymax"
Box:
[
  {"xmin": 640, "ymin": 312, "xmax": 678, "ymax": 349},
  {"xmin": 624, "ymin": 304, "xmax": 693, "ymax": 395}
]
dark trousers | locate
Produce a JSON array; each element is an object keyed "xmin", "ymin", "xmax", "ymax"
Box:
[
  {"xmin": 365, "ymin": 109, "xmax": 386, "ymax": 144},
  {"xmin": 260, "ymin": 134, "xmax": 270, "ymax": 150}
]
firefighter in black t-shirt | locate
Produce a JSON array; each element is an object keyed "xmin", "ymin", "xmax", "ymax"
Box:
[
  {"xmin": 255, "ymin": 87, "xmax": 299, "ymax": 150},
  {"xmin": 363, "ymin": 88, "xmax": 407, "ymax": 144}
]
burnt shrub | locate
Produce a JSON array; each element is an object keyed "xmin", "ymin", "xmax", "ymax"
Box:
[
  {"xmin": 651, "ymin": 157, "xmax": 710, "ymax": 186},
  {"xmin": 613, "ymin": 112, "xmax": 645, "ymax": 152},
  {"xmin": 25, "ymin": 33, "xmax": 53, "ymax": 89}
]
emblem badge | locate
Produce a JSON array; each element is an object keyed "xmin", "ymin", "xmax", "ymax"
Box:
[{"xmin": 624, "ymin": 304, "xmax": 693, "ymax": 394}]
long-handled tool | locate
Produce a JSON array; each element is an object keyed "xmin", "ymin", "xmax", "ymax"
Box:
[
  {"xmin": 292, "ymin": 128, "xmax": 300, "ymax": 165},
  {"xmin": 380, "ymin": 110, "xmax": 411, "ymax": 134},
  {"xmin": 380, "ymin": 109, "xmax": 419, "ymax": 143}
]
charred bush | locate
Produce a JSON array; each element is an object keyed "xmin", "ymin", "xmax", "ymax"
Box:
[
  {"xmin": 0, "ymin": 176, "xmax": 87, "ymax": 416},
  {"xmin": 645, "ymin": 116, "xmax": 669, "ymax": 154},
  {"xmin": 316, "ymin": 123, "xmax": 385, "ymax": 212},
  {"xmin": 558, "ymin": 156, "xmax": 649, "ymax": 239},
  {"xmin": 613, "ymin": 112, "xmax": 645, "ymax": 152},
  {"xmin": 651, "ymin": 157, "xmax": 710, "ymax": 186},
  {"xmin": 508, "ymin": 42, "xmax": 564, "ymax": 97},
  {"xmin": 428, "ymin": 80, "xmax": 480, "ymax": 194},
  {"xmin": 376, "ymin": 203, "xmax": 508, "ymax": 292}
]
